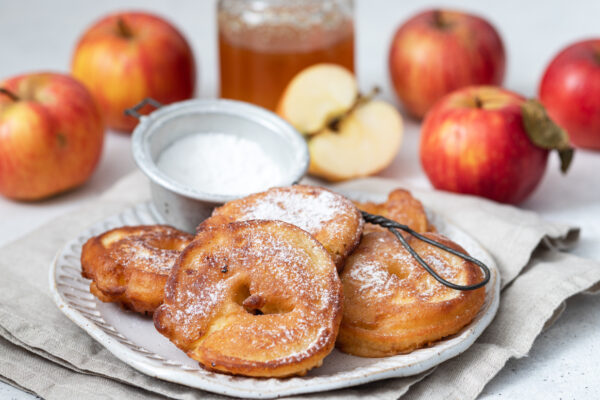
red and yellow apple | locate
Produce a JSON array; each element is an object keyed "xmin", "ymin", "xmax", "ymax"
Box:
[
  {"xmin": 0, "ymin": 72, "xmax": 104, "ymax": 200},
  {"xmin": 539, "ymin": 39, "xmax": 600, "ymax": 150},
  {"xmin": 420, "ymin": 86, "xmax": 573, "ymax": 204},
  {"xmin": 277, "ymin": 64, "xmax": 403, "ymax": 181},
  {"xmin": 72, "ymin": 11, "xmax": 196, "ymax": 133},
  {"xmin": 389, "ymin": 9, "xmax": 505, "ymax": 119}
]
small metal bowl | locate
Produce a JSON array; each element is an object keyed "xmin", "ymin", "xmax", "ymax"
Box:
[{"xmin": 130, "ymin": 98, "xmax": 309, "ymax": 232}]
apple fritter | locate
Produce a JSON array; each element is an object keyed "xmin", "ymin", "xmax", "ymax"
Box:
[
  {"xmin": 337, "ymin": 231, "xmax": 485, "ymax": 357},
  {"xmin": 199, "ymin": 185, "xmax": 363, "ymax": 271},
  {"xmin": 154, "ymin": 220, "xmax": 343, "ymax": 377},
  {"xmin": 81, "ymin": 225, "xmax": 193, "ymax": 314}
]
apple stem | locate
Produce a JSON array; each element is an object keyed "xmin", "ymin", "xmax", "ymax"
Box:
[
  {"xmin": 117, "ymin": 17, "xmax": 133, "ymax": 39},
  {"xmin": 433, "ymin": 10, "xmax": 451, "ymax": 30},
  {"xmin": 358, "ymin": 86, "xmax": 381, "ymax": 105},
  {"xmin": 474, "ymin": 96, "xmax": 483, "ymax": 109},
  {"xmin": 0, "ymin": 88, "xmax": 19, "ymax": 102}
]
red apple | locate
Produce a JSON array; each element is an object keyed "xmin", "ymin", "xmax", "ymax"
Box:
[
  {"xmin": 72, "ymin": 11, "xmax": 196, "ymax": 133},
  {"xmin": 420, "ymin": 86, "xmax": 574, "ymax": 204},
  {"xmin": 539, "ymin": 39, "xmax": 600, "ymax": 150},
  {"xmin": 389, "ymin": 9, "xmax": 505, "ymax": 119},
  {"xmin": 0, "ymin": 72, "xmax": 104, "ymax": 200}
]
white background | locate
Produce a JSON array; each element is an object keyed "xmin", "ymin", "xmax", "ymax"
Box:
[{"xmin": 0, "ymin": 0, "xmax": 599, "ymax": 398}]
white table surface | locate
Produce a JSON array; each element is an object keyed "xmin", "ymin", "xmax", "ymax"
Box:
[{"xmin": 0, "ymin": 0, "xmax": 598, "ymax": 399}]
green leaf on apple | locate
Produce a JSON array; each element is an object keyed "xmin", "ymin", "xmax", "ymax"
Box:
[{"xmin": 521, "ymin": 99, "xmax": 574, "ymax": 173}]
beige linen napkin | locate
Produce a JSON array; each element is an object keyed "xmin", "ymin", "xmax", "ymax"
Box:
[{"xmin": 0, "ymin": 171, "xmax": 598, "ymax": 400}]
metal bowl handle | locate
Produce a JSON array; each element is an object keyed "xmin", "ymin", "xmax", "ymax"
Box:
[{"xmin": 124, "ymin": 98, "xmax": 163, "ymax": 120}]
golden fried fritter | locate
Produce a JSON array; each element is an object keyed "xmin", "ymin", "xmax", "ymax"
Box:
[
  {"xmin": 81, "ymin": 225, "xmax": 193, "ymax": 314},
  {"xmin": 337, "ymin": 231, "xmax": 485, "ymax": 357},
  {"xmin": 355, "ymin": 188, "xmax": 435, "ymax": 234},
  {"xmin": 154, "ymin": 220, "xmax": 343, "ymax": 377},
  {"xmin": 199, "ymin": 185, "xmax": 363, "ymax": 271}
]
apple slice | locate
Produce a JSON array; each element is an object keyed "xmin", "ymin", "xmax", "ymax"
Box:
[
  {"xmin": 277, "ymin": 63, "xmax": 404, "ymax": 181},
  {"xmin": 277, "ymin": 64, "xmax": 358, "ymax": 135},
  {"xmin": 308, "ymin": 100, "xmax": 403, "ymax": 181}
]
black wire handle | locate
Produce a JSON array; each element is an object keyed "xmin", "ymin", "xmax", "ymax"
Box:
[
  {"xmin": 361, "ymin": 211, "xmax": 490, "ymax": 291},
  {"xmin": 124, "ymin": 97, "xmax": 163, "ymax": 119}
]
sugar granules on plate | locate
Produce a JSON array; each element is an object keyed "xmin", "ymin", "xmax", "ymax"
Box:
[{"xmin": 157, "ymin": 132, "xmax": 283, "ymax": 196}]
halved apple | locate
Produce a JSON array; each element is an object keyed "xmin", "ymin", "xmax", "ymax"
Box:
[
  {"xmin": 308, "ymin": 100, "xmax": 403, "ymax": 181},
  {"xmin": 277, "ymin": 64, "xmax": 403, "ymax": 181},
  {"xmin": 277, "ymin": 64, "xmax": 358, "ymax": 135}
]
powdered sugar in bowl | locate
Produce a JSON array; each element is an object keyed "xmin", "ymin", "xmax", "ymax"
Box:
[{"xmin": 131, "ymin": 99, "xmax": 309, "ymax": 232}]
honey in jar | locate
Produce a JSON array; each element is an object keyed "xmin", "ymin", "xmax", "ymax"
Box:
[{"xmin": 218, "ymin": 0, "xmax": 355, "ymax": 111}]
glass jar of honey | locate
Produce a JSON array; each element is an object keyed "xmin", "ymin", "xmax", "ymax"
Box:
[{"xmin": 218, "ymin": 0, "xmax": 355, "ymax": 111}]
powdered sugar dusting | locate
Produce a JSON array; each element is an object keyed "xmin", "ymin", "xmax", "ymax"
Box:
[
  {"xmin": 104, "ymin": 227, "xmax": 192, "ymax": 275},
  {"xmin": 112, "ymin": 245, "xmax": 179, "ymax": 273},
  {"xmin": 348, "ymin": 260, "xmax": 395, "ymax": 296},
  {"xmin": 160, "ymin": 221, "xmax": 340, "ymax": 366},
  {"xmin": 239, "ymin": 188, "xmax": 347, "ymax": 236},
  {"xmin": 173, "ymin": 279, "xmax": 228, "ymax": 327},
  {"xmin": 414, "ymin": 253, "xmax": 461, "ymax": 299},
  {"xmin": 344, "ymin": 232, "xmax": 468, "ymax": 304}
]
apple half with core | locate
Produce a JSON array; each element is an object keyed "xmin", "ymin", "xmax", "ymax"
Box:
[
  {"xmin": 420, "ymin": 86, "xmax": 573, "ymax": 204},
  {"xmin": 72, "ymin": 11, "xmax": 196, "ymax": 133},
  {"xmin": 539, "ymin": 39, "xmax": 600, "ymax": 150},
  {"xmin": 277, "ymin": 64, "xmax": 403, "ymax": 181},
  {"xmin": 389, "ymin": 9, "xmax": 505, "ymax": 119},
  {"xmin": 0, "ymin": 72, "xmax": 104, "ymax": 200}
]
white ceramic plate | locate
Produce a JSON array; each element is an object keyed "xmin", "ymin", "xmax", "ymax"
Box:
[{"xmin": 49, "ymin": 196, "xmax": 500, "ymax": 399}]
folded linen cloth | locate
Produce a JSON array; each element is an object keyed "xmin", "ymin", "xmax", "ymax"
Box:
[{"xmin": 0, "ymin": 171, "xmax": 598, "ymax": 400}]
